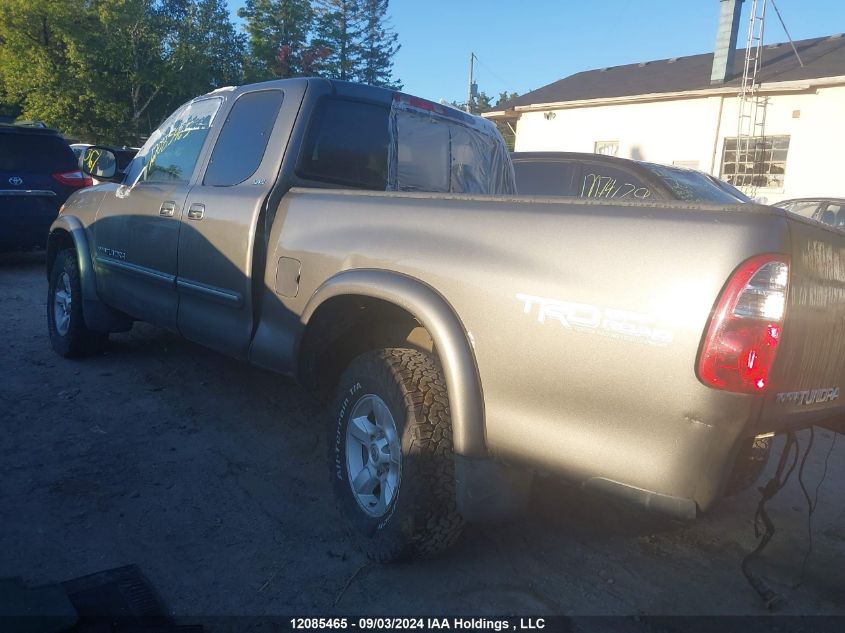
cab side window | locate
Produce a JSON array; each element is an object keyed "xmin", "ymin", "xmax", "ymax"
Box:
[
  {"xmin": 204, "ymin": 90, "xmax": 284, "ymax": 187},
  {"xmin": 124, "ymin": 98, "xmax": 222, "ymax": 186}
]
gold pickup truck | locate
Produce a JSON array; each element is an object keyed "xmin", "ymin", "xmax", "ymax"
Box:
[{"xmin": 47, "ymin": 78, "xmax": 845, "ymax": 562}]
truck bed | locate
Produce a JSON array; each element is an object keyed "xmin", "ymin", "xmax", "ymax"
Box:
[{"xmin": 266, "ymin": 189, "xmax": 845, "ymax": 512}]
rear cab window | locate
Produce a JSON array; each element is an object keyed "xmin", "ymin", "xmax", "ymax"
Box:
[
  {"xmin": 295, "ymin": 95, "xmax": 515, "ymax": 195},
  {"xmin": 388, "ymin": 96, "xmax": 515, "ymax": 194}
]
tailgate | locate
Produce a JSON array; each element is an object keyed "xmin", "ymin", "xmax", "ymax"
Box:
[{"xmin": 762, "ymin": 214, "xmax": 845, "ymax": 432}]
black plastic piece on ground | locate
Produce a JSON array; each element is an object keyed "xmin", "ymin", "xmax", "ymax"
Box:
[
  {"xmin": 62, "ymin": 565, "xmax": 165, "ymax": 619},
  {"xmin": 0, "ymin": 576, "xmax": 77, "ymax": 633}
]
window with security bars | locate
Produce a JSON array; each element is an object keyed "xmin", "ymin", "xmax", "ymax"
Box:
[
  {"xmin": 720, "ymin": 135, "xmax": 789, "ymax": 189},
  {"xmin": 594, "ymin": 141, "xmax": 618, "ymax": 156}
]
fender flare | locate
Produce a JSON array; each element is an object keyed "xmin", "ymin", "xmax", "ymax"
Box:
[
  {"xmin": 47, "ymin": 216, "xmax": 131, "ymax": 333},
  {"xmin": 47, "ymin": 215, "xmax": 98, "ymax": 305},
  {"xmin": 301, "ymin": 269, "xmax": 486, "ymax": 458}
]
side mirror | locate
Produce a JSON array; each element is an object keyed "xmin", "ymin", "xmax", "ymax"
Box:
[{"xmin": 81, "ymin": 146, "xmax": 120, "ymax": 182}]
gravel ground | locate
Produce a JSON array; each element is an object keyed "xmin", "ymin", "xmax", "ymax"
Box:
[{"xmin": 1, "ymin": 252, "xmax": 844, "ymax": 620}]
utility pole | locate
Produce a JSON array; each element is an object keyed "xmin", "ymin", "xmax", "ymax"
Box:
[{"xmin": 466, "ymin": 53, "xmax": 476, "ymax": 113}]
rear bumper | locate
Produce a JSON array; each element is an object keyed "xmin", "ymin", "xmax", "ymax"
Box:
[
  {"xmin": 484, "ymin": 390, "xmax": 761, "ymax": 519},
  {"xmin": 821, "ymin": 420, "xmax": 845, "ymax": 434},
  {"xmin": 582, "ymin": 477, "xmax": 698, "ymax": 520}
]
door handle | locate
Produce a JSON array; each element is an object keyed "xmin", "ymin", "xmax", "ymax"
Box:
[
  {"xmin": 159, "ymin": 201, "xmax": 176, "ymax": 217},
  {"xmin": 187, "ymin": 203, "xmax": 205, "ymax": 220}
]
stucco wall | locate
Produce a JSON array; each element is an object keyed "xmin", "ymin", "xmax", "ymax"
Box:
[{"xmin": 513, "ymin": 85, "xmax": 845, "ymax": 203}]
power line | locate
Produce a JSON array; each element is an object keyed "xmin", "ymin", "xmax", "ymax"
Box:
[
  {"xmin": 472, "ymin": 53, "xmax": 518, "ymax": 94},
  {"xmin": 769, "ymin": 0, "xmax": 804, "ymax": 67}
]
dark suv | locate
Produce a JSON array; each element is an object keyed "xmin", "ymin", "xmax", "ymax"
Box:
[
  {"xmin": 512, "ymin": 151, "xmax": 751, "ymax": 204},
  {"xmin": 0, "ymin": 124, "xmax": 92, "ymax": 251}
]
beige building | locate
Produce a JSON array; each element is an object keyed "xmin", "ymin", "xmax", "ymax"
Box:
[{"xmin": 485, "ymin": 32, "xmax": 845, "ymax": 204}]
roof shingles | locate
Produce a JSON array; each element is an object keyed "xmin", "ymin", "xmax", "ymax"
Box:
[{"xmin": 507, "ymin": 35, "xmax": 845, "ymax": 108}]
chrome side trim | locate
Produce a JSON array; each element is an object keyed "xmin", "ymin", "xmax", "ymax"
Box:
[
  {"xmin": 0, "ymin": 189, "xmax": 57, "ymax": 197},
  {"xmin": 95, "ymin": 256, "xmax": 175, "ymax": 286},
  {"xmin": 176, "ymin": 278, "xmax": 243, "ymax": 307}
]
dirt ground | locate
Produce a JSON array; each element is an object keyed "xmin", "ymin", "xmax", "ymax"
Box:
[{"xmin": 2, "ymin": 252, "xmax": 844, "ymax": 619}]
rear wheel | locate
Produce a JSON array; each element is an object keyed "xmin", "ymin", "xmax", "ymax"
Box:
[
  {"xmin": 329, "ymin": 348, "xmax": 464, "ymax": 562},
  {"xmin": 48, "ymin": 249, "xmax": 107, "ymax": 357}
]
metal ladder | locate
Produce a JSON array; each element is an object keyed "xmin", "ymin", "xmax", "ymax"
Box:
[{"xmin": 736, "ymin": 0, "xmax": 768, "ymax": 197}]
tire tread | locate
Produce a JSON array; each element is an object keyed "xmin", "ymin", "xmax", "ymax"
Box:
[
  {"xmin": 330, "ymin": 347, "xmax": 464, "ymax": 562},
  {"xmin": 48, "ymin": 249, "xmax": 107, "ymax": 358}
]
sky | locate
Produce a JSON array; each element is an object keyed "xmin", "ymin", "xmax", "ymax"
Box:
[{"xmin": 230, "ymin": 1, "xmax": 845, "ymax": 105}]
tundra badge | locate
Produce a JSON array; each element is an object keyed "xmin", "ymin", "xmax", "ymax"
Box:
[{"xmin": 775, "ymin": 387, "xmax": 839, "ymax": 406}]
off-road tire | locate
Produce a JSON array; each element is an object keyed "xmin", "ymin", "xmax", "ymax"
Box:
[
  {"xmin": 724, "ymin": 436, "xmax": 772, "ymax": 496},
  {"xmin": 48, "ymin": 249, "xmax": 107, "ymax": 357},
  {"xmin": 329, "ymin": 348, "xmax": 464, "ymax": 562}
]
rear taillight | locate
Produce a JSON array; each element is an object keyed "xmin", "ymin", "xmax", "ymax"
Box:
[
  {"xmin": 698, "ymin": 254, "xmax": 789, "ymax": 393},
  {"xmin": 52, "ymin": 170, "xmax": 93, "ymax": 188}
]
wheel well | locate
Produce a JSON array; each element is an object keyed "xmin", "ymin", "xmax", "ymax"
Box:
[
  {"xmin": 46, "ymin": 230, "xmax": 74, "ymax": 279},
  {"xmin": 299, "ymin": 295, "xmax": 436, "ymax": 398}
]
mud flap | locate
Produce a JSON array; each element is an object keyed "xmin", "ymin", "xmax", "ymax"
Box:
[
  {"xmin": 83, "ymin": 299, "xmax": 133, "ymax": 333},
  {"xmin": 454, "ymin": 455, "xmax": 533, "ymax": 522}
]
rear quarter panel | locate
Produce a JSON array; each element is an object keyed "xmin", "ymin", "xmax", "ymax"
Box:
[{"xmin": 269, "ymin": 191, "xmax": 793, "ymax": 506}]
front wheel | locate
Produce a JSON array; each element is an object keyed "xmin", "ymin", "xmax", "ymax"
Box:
[
  {"xmin": 48, "ymin": 249, "xmax": 107, "ymax": 357},
  {"xmin": 329, "ymin": 348, "xmax": 464, "ymax": 562}
]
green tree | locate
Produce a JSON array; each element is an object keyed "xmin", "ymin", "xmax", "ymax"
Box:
[
  {"xmin": 0, "ymin": 0, "xmax": 80, "ymax": 130},
  {"xmin": 95, "ymin": 0, "xmax": 172, "ymax": 141},
  {"xmin": 452, "ymin": 88, "xmax": 519, "ymax": 116},
  {"xmin": 0, "ymin": 0, "xmax": 167, "ymax": 144},
  {"xmin": 0, "ymin": 0, "xmax": 250, "ymax": 144},
  {"xmin": 162, "ymin": 0, "xmax": 246, "ymax": 107},
  {"xmin": 311, "ymin": 0, "xmax": 362, "ymax": 81},
  {"xmin": 357, "ymin": 0, "xmax": 400, "ymax": 88},
  {"xmin": 495, "ymin": 91, "xmax": 519, "ymax": 108},
  {"xmin": 471, "ymin": 91, "xmax": 493, "ymax": 113},
  {"xmin": 238, "ymin": 0, "xmax": 314, "ymax": 79}
]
